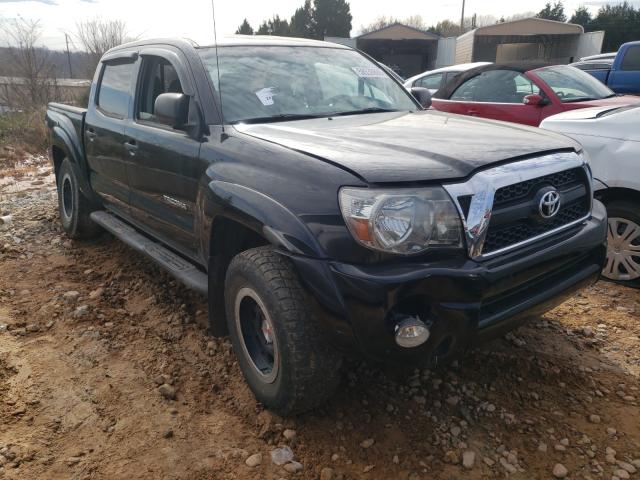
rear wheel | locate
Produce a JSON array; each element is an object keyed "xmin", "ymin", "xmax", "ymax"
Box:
[
  {"xmin": 224, "ymin": 246, "xmax": 342, "ymax": 415},
  {"xmin": 57, "ymin": 158, "xmax": 101, "ymax": 239},
  {"xmin": 602, "ymin": 201, "xmax": 640, "ymax": 287}
]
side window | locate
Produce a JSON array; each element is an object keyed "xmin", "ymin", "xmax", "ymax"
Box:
[
  {"xmin": 621, "ymin": 46, "xmax": 640, "ymax": 71},
  {"xmin": 451, "ymin": 70, "xmax": 535, "ymax": 103},
  {"xmin": 98, "ymin": 62, "xmax": 135, "ymax": 118},
  {"xmin": 450, "ymin": 75, "xmax": 482, "ymax": 101},
  {"xmin": 136, "ymin": 56, "xmax": 184, "ymax": 123},
  {"xmin": 514, "ymin": 74, "xmax": 540, "ymax": 96},
  {"xmin": 415, "ymin": 73, "xmax": 443, "ymax": 90}
]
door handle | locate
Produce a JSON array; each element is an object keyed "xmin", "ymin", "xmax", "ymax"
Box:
[
  {"xmin": 86, "ymin": 128, "xmax": 97, "ymax": 141},
  {"xmin": 124, "ymin": 140, "xmax": 138, "ymax": 156},
  {"xmin": 468, "ymin": 109, "xmax": 479, "ymax": 116}
]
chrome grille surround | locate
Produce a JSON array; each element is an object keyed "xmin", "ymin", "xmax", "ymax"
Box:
[{"xmin": 443, "ymin": 151, "xmax": 592, "ymax": 260}]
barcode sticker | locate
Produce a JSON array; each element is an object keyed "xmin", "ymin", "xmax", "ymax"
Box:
[
  {"xmin": 255, "ymin": 87, "xmax": 276, "ymax": 106},
  {"xmin": 351, "ymin": 66, "xmax": 386, "ymax": 78}
]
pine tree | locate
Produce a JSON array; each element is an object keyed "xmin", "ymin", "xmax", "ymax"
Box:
[
  {"xmin": 235, "ymin": 19, "xmax": 254, "ymax": 35},
  {"xmin": 311, "ymin": 0, "xmax": 352, "ymax": 39}
]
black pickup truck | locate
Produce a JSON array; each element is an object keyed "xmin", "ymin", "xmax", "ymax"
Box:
[{"xmin": 46, "ymin": 36, "xmax": 607, "ymax": 414}]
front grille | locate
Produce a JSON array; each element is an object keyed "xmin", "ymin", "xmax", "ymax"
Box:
[
  {"xmin": 482, "ymin": 167, "xmax": 590, "ymax": 255},
  {"xmin": 493, "ymin": 169, "xmax": 580, "ymax": 207},
  {"xmin": 483, "ymin": 202, "xmax": 587, "ymax": 253}
]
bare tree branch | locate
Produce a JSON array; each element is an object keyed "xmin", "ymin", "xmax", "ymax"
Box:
[
  {"xmin": 1, "ymin": 18, "xmax": 57, "ymax": 109},
  {"xmin": 73, "ymin": 18, "xmax": 136, "ymax": 76}
]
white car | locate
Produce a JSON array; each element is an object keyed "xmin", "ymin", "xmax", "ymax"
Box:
[
  {"xmin": 579, "ymin": 52, "xmax": 617, "ymax": 62},
  {"xmin": 541, "ymin": 105, "xmax": 640, "ymax": 286},
  {"xmin": 403, "ymin": 62, "xmax": 491, "ymax": 94}
]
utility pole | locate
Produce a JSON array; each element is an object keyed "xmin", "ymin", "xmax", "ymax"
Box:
[
  {"xmin": 460, "ymin": 0, "xmax": 466, "ymax": 30},
  {"xmin": 65, "ymin": 33, "xmax": 73, "ymax": 78}
]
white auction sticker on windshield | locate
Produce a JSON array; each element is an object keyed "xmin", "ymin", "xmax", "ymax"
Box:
[
  {"xmin": 255, "ymin": 87, "xmax": 276, "ymax": 106},
  {"xmin": 351, "ymin": 66, "xmax": 386, "ymax": 78}
]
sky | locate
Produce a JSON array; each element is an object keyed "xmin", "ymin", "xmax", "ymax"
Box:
[{"xmin": 1, "ymin": 0, "xmax": 639, "ymax": 51}]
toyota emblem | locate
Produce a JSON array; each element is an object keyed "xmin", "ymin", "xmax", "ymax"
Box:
[{"xmin": 539, "ymin": 190, "xmax": 561, "ymax": 219}]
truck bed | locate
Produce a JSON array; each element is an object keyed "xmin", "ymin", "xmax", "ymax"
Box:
[{"xmin": 47, "ymin": 103, "xmax": 87, "ymax": 153}]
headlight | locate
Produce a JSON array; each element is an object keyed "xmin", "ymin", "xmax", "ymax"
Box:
[{"xmin": 339, "ymin": 186, "xmax": 463, "ymax": 254}]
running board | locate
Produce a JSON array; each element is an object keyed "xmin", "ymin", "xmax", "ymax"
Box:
[{"xmin": 90, "ymin": 211, "xmax": 208, "ymax": 295}]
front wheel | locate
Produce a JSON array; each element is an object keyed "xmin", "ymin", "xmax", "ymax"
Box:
[
  {"xmin": 602, "ymin": 201, "xmax": 640, "ymax": 287},
  {"xmin": 224, "ymin": 246, "xmax": 342, "ymax": 415}
]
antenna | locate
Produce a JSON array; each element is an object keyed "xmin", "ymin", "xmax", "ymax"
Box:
[{"xmin": 211, "ymin": 0, "xmax": 225, "ymax": 133}]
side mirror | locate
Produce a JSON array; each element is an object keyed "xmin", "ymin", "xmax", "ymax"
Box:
[
  {"xmin": 410, "ymin": 87, "xmax": 432, "ymax": 109},
  {"xmin": 154, "ymin": 93, "xmax": 190, "ymax": 128},
  {"xmin": 523, "ymin": 94, "xmax": 547, "ymax": 106}
]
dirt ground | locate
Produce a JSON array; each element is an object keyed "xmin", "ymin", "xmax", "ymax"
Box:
[{"xmin": 1, "ymin": 155, "xmax": 639, "ymax": 480}]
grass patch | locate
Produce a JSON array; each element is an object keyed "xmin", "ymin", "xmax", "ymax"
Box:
[{"xmin": 0, "ymin": 107, "xmax": 48, "ymax": 167}]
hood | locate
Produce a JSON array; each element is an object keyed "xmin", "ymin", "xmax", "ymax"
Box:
[
  {"xmin": 234, "ymin": 111, "xmax": 578, "ymax": 183},
  {"xmin": 576, "ymin": 95, "xmax": 640, "ymax": 109},
  {"xmin": 541, "ymin": 104, "xmax": 640, "ymax": 142}
]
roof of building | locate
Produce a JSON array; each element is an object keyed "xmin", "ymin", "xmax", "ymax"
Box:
[
  {"xmin": 357, "ymin": 23, "xmax": 440, "ymax": 41},
  {"xmin": 462, "ymin": 17, "xmax": 584, "ymax": 38}
]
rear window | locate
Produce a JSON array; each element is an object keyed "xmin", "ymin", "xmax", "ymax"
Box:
[
  {"xmin": 621, "ymin": 45, "xmax": 640, "ymax": 71},
  {"xmin": 98, "ymin": 62, "xmax": 135, "ymax": 118}
]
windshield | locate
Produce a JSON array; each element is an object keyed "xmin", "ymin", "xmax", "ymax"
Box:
[
  {"xmin": 536, "ymin": 65, "xmax": 614, "ymax": 103},
  {"xmin": 199, "ymin": 46, "xmax": 417, "ymax": 123}
]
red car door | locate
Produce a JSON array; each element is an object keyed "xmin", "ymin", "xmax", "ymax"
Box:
[{"xmin": 432, "ymin": 69, "xmax": 547, "ymax": 126}]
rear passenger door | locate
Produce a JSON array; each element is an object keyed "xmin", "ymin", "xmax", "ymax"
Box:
[
  {"xmin": 124, "ymin": 48, "xmax": 203, "ymax": 258},
  {"xmin": 85, "ymin": 54, "xmax": 137, "ymax": 214}
]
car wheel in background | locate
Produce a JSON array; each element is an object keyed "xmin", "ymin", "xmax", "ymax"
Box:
[
  {"xmin": 224, "ymin": 246, "xmax": 342, "ymax": 415},
  {"xmin": 602, "ymin": 201, "xmax": 640, "ymax": 287}
]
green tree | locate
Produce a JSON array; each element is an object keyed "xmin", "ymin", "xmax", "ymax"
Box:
[
  {"xmin": 569, "ymin": 6, "xmax": 592, "ymax": 28},
  {"xmin": 289, "ymin": 0, "xmax": 314, "ymax": 37},
  {"xmin": 591, "ymin": 2, "xmax": 640, "ymax": 52},
  {"xmin": 359, "ymin": 15, "xmax": 429, "ymax": 35},
  {"xmin": 537, "ymin": 1, "xmax": 567, "ymax": 22},
  {"xmin": 256, "ymin": 15, "xmax": 291, "ymax": 36},
  {"xmin": 427, "ymin": 19, "xmax": 465, "ymax": 37},
  {"xmin": 312, "ymin": 0, "xmax": 352, "ymax": 39},
  {"xmin": 235, "ymin": 18, "xmax": 254, "ymax": 35}
]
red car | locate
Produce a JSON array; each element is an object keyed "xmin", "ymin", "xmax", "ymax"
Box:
[{"xmin": 431, "ymin": 63, "xmax": 640, "ymax": 126}]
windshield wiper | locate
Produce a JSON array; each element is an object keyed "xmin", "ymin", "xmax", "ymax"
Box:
[
  {"xmin": 232, "ymin": 113, "xmax": 327, "ymax": 124},
  {"xmin": 329, "ymin": 107, "xmax": 400, "ymax": 117}
]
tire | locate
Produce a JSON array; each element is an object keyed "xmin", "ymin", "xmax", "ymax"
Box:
[
  {"xmin": 57, "ymin": 158, "xmax": 101, "ymax": 239},
  {"xmin": 224, "ymin": 246, "xmax": 342, "ymax": 415},
  {"xmin": 602, "ymin": 200, "xmax": 640, "ymax": 288}
]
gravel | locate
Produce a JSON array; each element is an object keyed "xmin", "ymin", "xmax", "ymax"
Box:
[
  {"xmin": 553, "ymin": 463, "xmax": 568, "ymax": 478},
  {"xmin": 245, "ymin": 453, "xmax": 262, "ymax": 468}
]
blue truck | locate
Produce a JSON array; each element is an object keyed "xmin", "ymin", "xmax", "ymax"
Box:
[{"xmin": 577, "ymin": 41, "xmax": 640, "ymax": 94}]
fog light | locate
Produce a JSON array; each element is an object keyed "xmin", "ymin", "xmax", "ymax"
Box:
[{"xmin": 394, "ymin": 316, "xmax": 430, "ymax": 348}]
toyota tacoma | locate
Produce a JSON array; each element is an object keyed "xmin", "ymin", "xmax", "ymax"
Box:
[{"xmin": 46, "ymin": 36, "xmax": 607, "ymax": 415}]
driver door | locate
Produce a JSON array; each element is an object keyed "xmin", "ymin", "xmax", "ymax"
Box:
[
  {"xmin": 124, "ymin": 48, "xmax": 203, "ymax": 258},
  {"xmin": 434, "ymin": 70, "xmax": 545, "ymax": 126}
]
